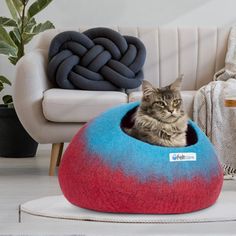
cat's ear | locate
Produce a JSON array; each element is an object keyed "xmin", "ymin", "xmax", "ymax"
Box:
[
  {"xmin": 142, "ymin": 80, "xmax": 156, "ymax": 97},
  {"xmin": 169, "ymin": 75, "xmax": 183, "ymax": 91}
]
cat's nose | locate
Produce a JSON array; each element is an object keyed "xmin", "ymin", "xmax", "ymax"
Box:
[{"xmin": 169, "ymin": 109, "xmax": 174, "ymax": 114}]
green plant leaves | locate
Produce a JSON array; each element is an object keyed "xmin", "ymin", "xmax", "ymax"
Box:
[
  {"xmin": 21, "ymin": 32, "xmax": 34, "ymax": 44},
  {"xmin": 0, "ymin": 25, "xmax": 18, "ymax": 57},
  {"xmin": 0, "ymin": 25, "xmax": 17, "ymax": 48},
  {"xmin": 2, "ymin": 95, "xmax": 13, "ymax": 104},
  {"xmin": 5, "ymin": 0, "xmax": 22, "ymax": 22},
  {"xmin": 0, "ymin": 73, "xmax": 12, "ymax": 104},
  {"xmin": 1, "ymin": 0, "xmax": 54, "ymax": 60},
  {"xmin": 0, "ymin": 17, "xmax": 17, "ymax": 27},
  {"xmin": 0, "ymin": 75, "xmax": 11, "ymax": 93},
  {"xmin": 23, "ymin": 20, "xmax": 54, "ymax": 44},
  {"xmin": 12, "ymin": 0, "xmax": 24, "ymax": 19},
  {"xmin": 33, "ymin": 20, "xmax": 54, "ymax": 34},
  {"xmin": 8, "ymin": 56, "xmax": 19, "ymax": 65},
  {"xmin": 0, "ymin": 0, "xmax": 54, "ymax": 104},
  {"xmin": 9, "ymin": 28, "xmax": 21, "ymax": 46},
  {"xmin": 0, "ymin": 41, "xmax": 17, "ymax": 57},
  {"xmin": 24, "ymin": 17, "xmax": 36, "ymax": 32},
  {"xmin": 12, "ymin": 0, "xmax": 24, "ymax": 16},
  {"xmin": 0, "ymin": 75, "xmax": 11, "ymax": 86},
  {"xmin": 27, "ymin": 0, "xmax": 53, "ymax": 19},
  {"xmin": 8, "ymin": 28, "xmax": 21, "ymax": 64}
]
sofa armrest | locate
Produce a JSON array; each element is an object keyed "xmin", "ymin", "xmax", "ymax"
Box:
[
  {"xmin": 13, "ymin": 49, "xmax": 53, "ymax": 142},
  {"xmin": 13, "ymin": 49, "xmax": 85, "ymax": 144}
]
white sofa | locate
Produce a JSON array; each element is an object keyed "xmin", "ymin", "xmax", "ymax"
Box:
[{"xmin": 13, "ymin": 26, "xmax": 230, "ymax": 175}]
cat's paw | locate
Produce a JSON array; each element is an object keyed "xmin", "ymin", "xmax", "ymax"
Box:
[{"xmin": 123, "ymin": 127, "xmax": 131, "ymax": 135}]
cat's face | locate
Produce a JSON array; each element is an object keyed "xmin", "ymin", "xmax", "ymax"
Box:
[{"xmin": 141, "ymin": 77, "xmax": 184, "ymax": 123}]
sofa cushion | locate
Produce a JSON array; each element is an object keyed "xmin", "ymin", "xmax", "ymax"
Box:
[
  {"xmin": 42, "ymin": 89, "xmax": 127, "ymax": 122},
  {"xmin": 128, "ymin": 90, "xmax": 196, "ymax": 118}
]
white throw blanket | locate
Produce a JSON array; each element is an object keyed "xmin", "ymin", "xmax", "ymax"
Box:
[{"xmin": 193, "ymin": 27, "xmax": 236, "ymax": 176}]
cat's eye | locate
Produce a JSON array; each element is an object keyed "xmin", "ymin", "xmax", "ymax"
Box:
[
  {"xmin": 153, "ymin": 101, "xmax": 166, "ymax": 107},
  {"xmin": 173, "ymin": 99, "xmax": 181, "ymax": 106}
]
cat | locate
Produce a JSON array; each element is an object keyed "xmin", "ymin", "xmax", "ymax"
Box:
[{"xmin": 125, "ymin": 76, "xmax": 188, "ymax": 147}]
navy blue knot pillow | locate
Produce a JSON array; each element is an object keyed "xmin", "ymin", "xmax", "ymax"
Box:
[{"xmin": 47, "ymin": 27, "xmax": 146, "ymax": 90}]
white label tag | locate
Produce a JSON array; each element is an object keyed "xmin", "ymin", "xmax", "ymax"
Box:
[{"xmin": 169, "ymin": 152, "xmax": 197, "ymax": 162}]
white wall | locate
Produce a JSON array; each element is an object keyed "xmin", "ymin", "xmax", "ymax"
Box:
[{"xmin": 1, "ymin": 0, "xmax": 236, "ymax": 97}]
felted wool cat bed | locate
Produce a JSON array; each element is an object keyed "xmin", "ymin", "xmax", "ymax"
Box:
[{"xmin": 58, "ymin": 102, "xmax": 223, "ymax": 214}]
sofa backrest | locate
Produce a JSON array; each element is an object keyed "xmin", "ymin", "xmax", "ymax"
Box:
[{"xmin": 35, "ymin": 27, "xmax": 230, "ymax": 90}]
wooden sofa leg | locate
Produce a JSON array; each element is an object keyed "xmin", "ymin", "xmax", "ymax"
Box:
[
  {"xmin": 49, "ymin": 143, "xmax": 63, "ymax": 176},
  {"xmin": 56, "ymin": 143, "xmax": 64, "ymax": 167}
]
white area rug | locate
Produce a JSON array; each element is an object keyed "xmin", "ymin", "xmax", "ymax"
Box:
[{"xmin": 20, "ymin": 191, "xmax": 236, "ymax": 224}]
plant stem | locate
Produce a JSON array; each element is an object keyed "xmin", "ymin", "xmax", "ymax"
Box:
[{"xmin": 19, "ymin": 1, "xmax": 26, "ymax": 59}]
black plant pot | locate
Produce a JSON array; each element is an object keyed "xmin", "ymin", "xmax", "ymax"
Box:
[{"xmin": 0, "ymin": 105, "xmax": 38, "ymax": 157}]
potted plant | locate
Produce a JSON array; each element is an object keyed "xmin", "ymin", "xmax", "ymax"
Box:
[{"xmin": 0, "ymin": 0, "xmax": 55, "ymax": 157}]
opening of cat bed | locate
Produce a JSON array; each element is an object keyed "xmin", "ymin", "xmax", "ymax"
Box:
[{"xmin": 120, "ymin": 105, "xmax": 198, "ymax": 147}]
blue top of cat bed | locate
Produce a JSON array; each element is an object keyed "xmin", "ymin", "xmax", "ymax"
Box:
[{"xmin": 85, "ymin": 102, "xmax": 219, "ymax": 182}]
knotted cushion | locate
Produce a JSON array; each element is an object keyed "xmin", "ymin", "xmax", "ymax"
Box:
[
  {"xmin": 58, "ymin": 102, "xmax": 223, "ymax": 214},
  {"xmin": 47, "ymin": 28, "xmax": 146, "ymax": 90}
]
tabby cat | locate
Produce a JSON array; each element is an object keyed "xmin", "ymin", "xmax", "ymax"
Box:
[{"xmin": 125, "ymin": 77, "xmax": 188, "ymax": 147}]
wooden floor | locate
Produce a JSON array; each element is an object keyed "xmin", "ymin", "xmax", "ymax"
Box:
[{"xmin": 1, "ymin": 147, "xmax": 236, "ymax": 235}]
